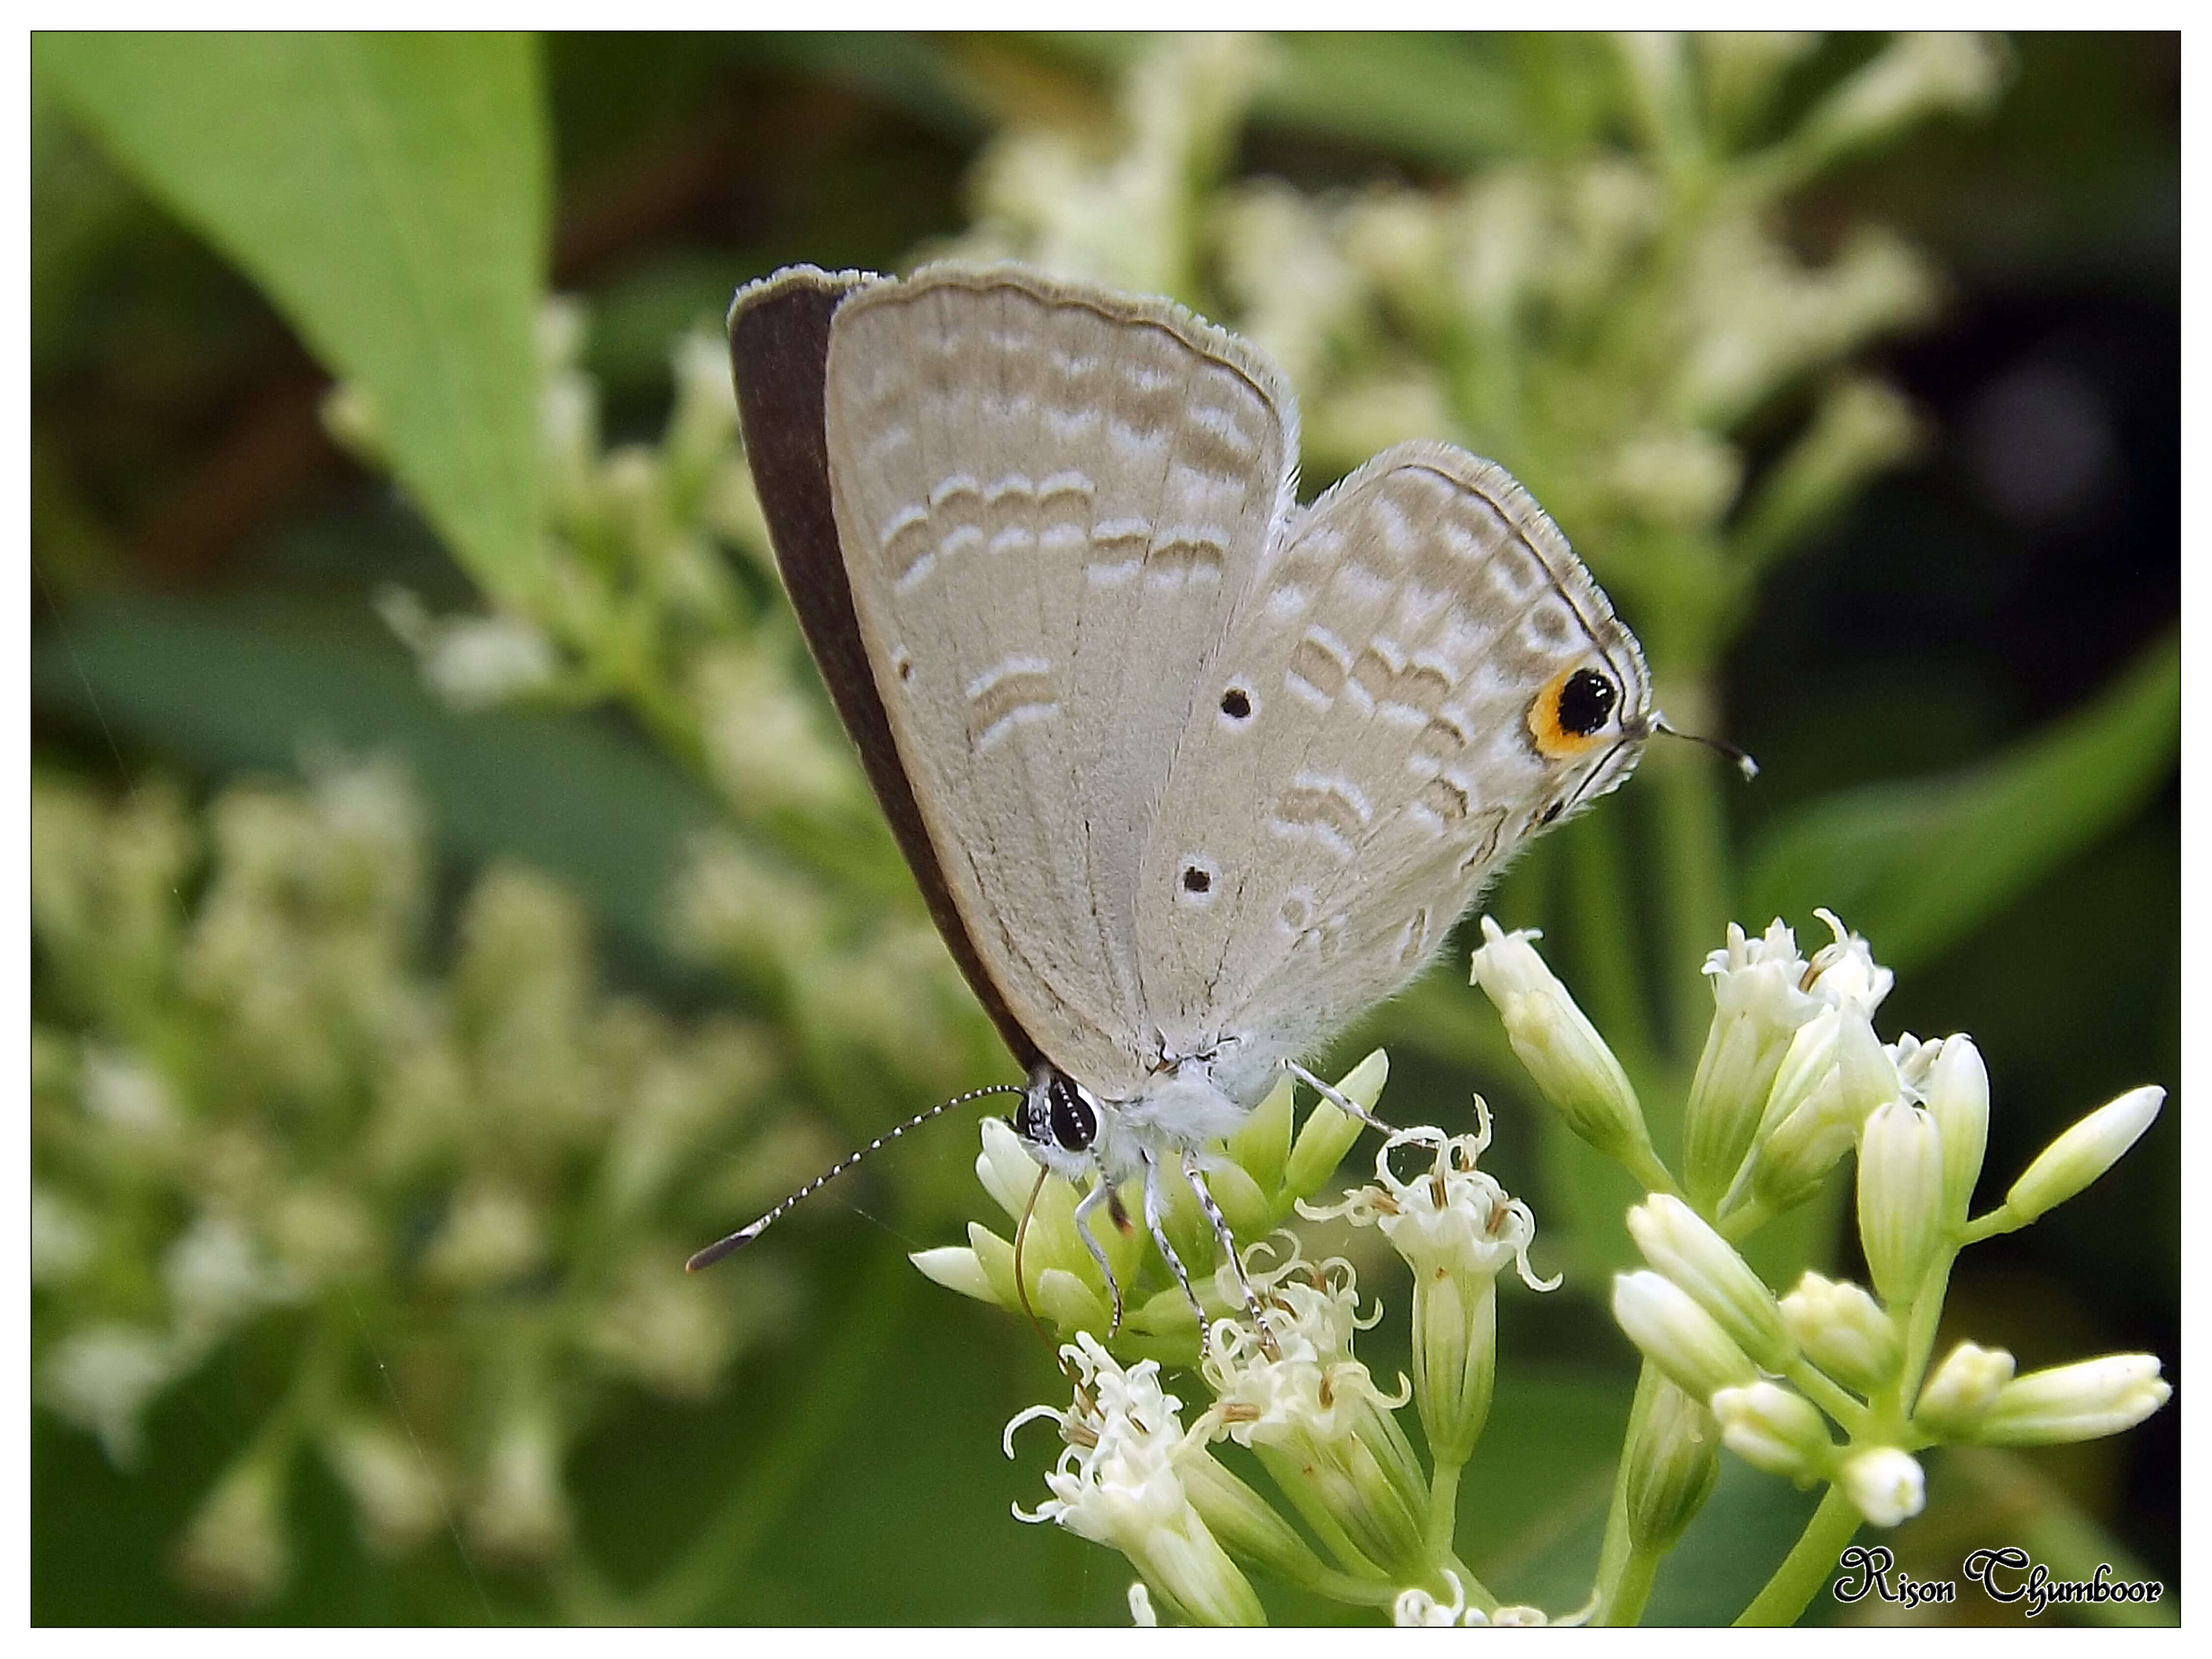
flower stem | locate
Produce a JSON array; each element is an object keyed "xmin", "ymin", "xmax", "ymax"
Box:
[
  {"xmin": 1426, "ymin": 1455, "xmax": 1463, "ymax": 1559},
  {"xmin": 1602, "ymin": 1543, "xmax": 1661, "ymax": 1626},
  {"xmin": 1591, "ymin": 1361, "xmax": 1662, "ymax": 1620},
  {"xmin": 1783, "ymin": 1358, "xmax": 1867, "ymax": 1435},
  {"xmin": 1734, "ymin": 1483, "xmax": 1861, "ymax": 1626}
]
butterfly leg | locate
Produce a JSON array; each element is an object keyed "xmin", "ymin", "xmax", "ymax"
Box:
[
  {"xmin": 1179, "ymin": 1150, "xmax": 1275, "ymax": 1349},
  {"xmin": 1071, "ymin": 1175, "xmax": 1126, "ymax": 1336},
  {"xmin": 1139, "ymin": 1151, "xmax": 1206, "ymax": 1332},
  {"xmin": 1286, "ymin": 1059, "xmax": 1397, "ymax": 1135}
]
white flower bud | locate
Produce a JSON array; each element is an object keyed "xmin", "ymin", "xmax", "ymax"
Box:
[
  {"xmin": 39, "ymin": 1322, "xmax": 178, "ymax": 1466},
  {"xmin": 1393, "ymin": 1569, "xmax": 1472, "ymax": 1626},
  {"xmin": 1738, "ymin": 377, "xmax": 1921, "ymax": 558},
  {"xmin": 1471, "ymin": 919, "xmax": 1652, "ymax": 1166},
  {"xmin": 667, "ymin": 328, "xmax": 739, "ymax": 473},
  {"xmin": 423, "ymin": 1184, "xmax": 545, "ymax": 1290},
  {"xmin": 1745, "ymin": 1045, "xmax": 1871, "ymax": 1216},
  {"xmin": 1625, "ymin": 1379, "xmax": 1721, "ymax": 1551},
  {"xmin": 164, "ymin": 1213, "xmax": 301, "ymax": 1358},
  {"xmin": 1753, "ymin": 993, "xmax": 1898, "ymax": 1194},
  {"xmin": 175, "ymin": 1452, "xmax": 290, "ymax": 1604},
  {"xmin": 1611, "ymin": 1271, "xmax": 1758, "ymax": 1402},
  {"xmin": 1610, "ymin": 427, "xmax": 1743, "ymax": 530},
  {"xmin": 467, "ymin": 1408, "xmax": 571, "ymax": 1566},
  {"xmin": 1281, "ymin": 1050, "xmax": 1385, "ymax": 1198},
  {"xmin": 1838, "ymin": 1445, "xmax": 1926, "ymax": 1527},
  {"xmin": 1856, "ymin": 1103, "xmax": 1945, "ymax": 1304},
  {"xmin": 31, "ymin": 1185, "xmax": 96, "ymax": 1286},
  {"xmin": 1683, "ymin": 919, "xmax": 1820, "ymax": 1206},
  {"xmin": 909, "ymin": 1244, "xmax": 997, "ymax": 1304},
  {"xmin": 1711, "ymin": 1381, "xmax": 1833, "ymax": 1481},
  {"xmin": 1127, "ymin": 1581, "xmax": 1158, "ymax": 1626},
  {"xmin": 320, "ymin": 1418, "xmax": 444, "ymax": 1556},
  {"xmin": 421, "ymin": 615, "xmax": 559, "ymax": 712},
  {"xmin": 1924, "ymin": 1035, "xmax": 1989, "ymax": 1223},
  {"xmin": 1793, "ymin": 33, "xmax": 2009, "ymax": 168},
  {"xmin": 320, "ymin": 379, "xmax": 385, "ymax": 461},
  {"xmin": 535, "ymin": 294, "xmax": 588, "ymax": 371},
  {"xmin": 1979, "ymin": 1354, "xmax": 2171, "ymax": 1446},
  {"xmin": 1628, "ymin": 1195, "xmax": 1793, "ymax": 1371},
  {"xmin": 1778, "ymin": 1271, "xmax": 1900, "ymax": 1395},
  {"xmin": 1914, "ymin": 1341, "xmax": 2015, "ymax": 1440},
  {"xmin": 1803, "ymin": 909, "xmax": 1893, "ymax": 1012},
  {"xmin": 2005, "ymin": 1085, "xmax": 2164, "ymax": 1225}
]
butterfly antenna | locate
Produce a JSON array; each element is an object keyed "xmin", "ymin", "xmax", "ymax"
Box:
[
  {"xmin": 686, "ymin": 1082, "xmax": 1027, "ymax": 1272},
  {"xmin": 1652, "ymin": 715, "xmax": 1760, "ymax": 781}
]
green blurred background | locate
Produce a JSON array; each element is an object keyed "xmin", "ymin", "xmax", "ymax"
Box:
[{"xmin": 30, "ymin": 33, "xmax": 2176, "ymax": 1624}]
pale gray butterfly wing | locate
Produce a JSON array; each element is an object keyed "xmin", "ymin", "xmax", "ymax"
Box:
[
  {"xmin": 1135, "ymin": 441, "xmax": 1651, "ymax": 1094},
  {"xmin": 819, "ymin": 264, "xmax": 1297, "ymax": 1100}
]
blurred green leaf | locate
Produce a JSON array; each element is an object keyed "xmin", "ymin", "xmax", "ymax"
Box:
[
  {"xmin": 1041, "ymin": 32, "xmax": 1551, "ymax": 166},
  {"xmin": 1744, "ymin": 633, "xmax": 2178, "ymax": 973},
  {"xmin": 1258, "ymin": 33, "xmax": 1532, "ymax": 165},
  {"xmin": 29, "ymin": 591, "xmax": 716, "ymax": 955},
  {"xmin": 36, "ymin": 33, "xmax": 548, "ymax": 603}
]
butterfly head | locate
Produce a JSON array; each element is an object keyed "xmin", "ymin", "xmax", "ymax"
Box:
[{"xmin": 1015, "ymin": 1064, "xmax": 1104, "ymax": 1180}]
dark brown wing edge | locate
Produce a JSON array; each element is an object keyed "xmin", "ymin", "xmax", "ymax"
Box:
[{"xmin": 727, "ymin": 266, "xmax": 1043, "ymax": 1074}]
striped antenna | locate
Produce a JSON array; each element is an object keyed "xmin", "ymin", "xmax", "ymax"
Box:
[{"xmin": 686, "ymin": 1082, "xmax": 1028, "ymax": 1272}]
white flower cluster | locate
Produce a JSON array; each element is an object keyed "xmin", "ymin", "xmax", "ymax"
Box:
[
  {"xmin": 30, "ymin": 763, "xmax": 810, "ymax": 1603},
  {"xmin": 1471, "ymin": 910, "xmax": 2170, "ymax": 1532},
  {"xmin": 979, "ymin": 1057, "xmax": 1572, "ymax": 1626}
]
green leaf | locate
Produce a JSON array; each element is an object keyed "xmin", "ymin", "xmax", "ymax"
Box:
[
  {"xmin": 1744, "ymin": 633, "xmax": 2179, "ymax": 973},
  {"xmin": 36, "ymin": 33, "xmax": 548, "ymax": 602}
]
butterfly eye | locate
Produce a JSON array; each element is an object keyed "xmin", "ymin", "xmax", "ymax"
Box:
[
  {"xmin": 1528, "ymin": 665, "xmax": 1619, "ymax": 760},
  {"xmin": 1046, "ymin": 1077, "xmax": 1098, "ymax": 1151}
]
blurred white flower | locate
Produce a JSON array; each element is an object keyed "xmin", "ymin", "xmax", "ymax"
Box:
[{"xmin": 39, "ymin": 1322, "xmax": 178, "ymax": 1466}]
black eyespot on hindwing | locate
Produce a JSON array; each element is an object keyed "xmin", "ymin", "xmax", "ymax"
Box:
[{"xmin": 1556, "ymin": 668, "xmax": 1617, "ymax": 737}]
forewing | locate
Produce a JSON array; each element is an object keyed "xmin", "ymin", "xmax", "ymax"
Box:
[
  {"xmin": 1135, "ymin": 441, "xmax": 1650, "ymax": 1079},
  {"xmin": 822, "ymin": 265, "xmax": 1296, "ymax": 1094},
  {"xmin": 729, "ymin": 266, "xmax": 1046, "ymax": 1073}
]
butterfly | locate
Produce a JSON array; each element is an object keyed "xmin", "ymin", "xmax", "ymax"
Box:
[{"xmin": 701, "ymin": 262, "xmax": 1654, "ymax": 1329}]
